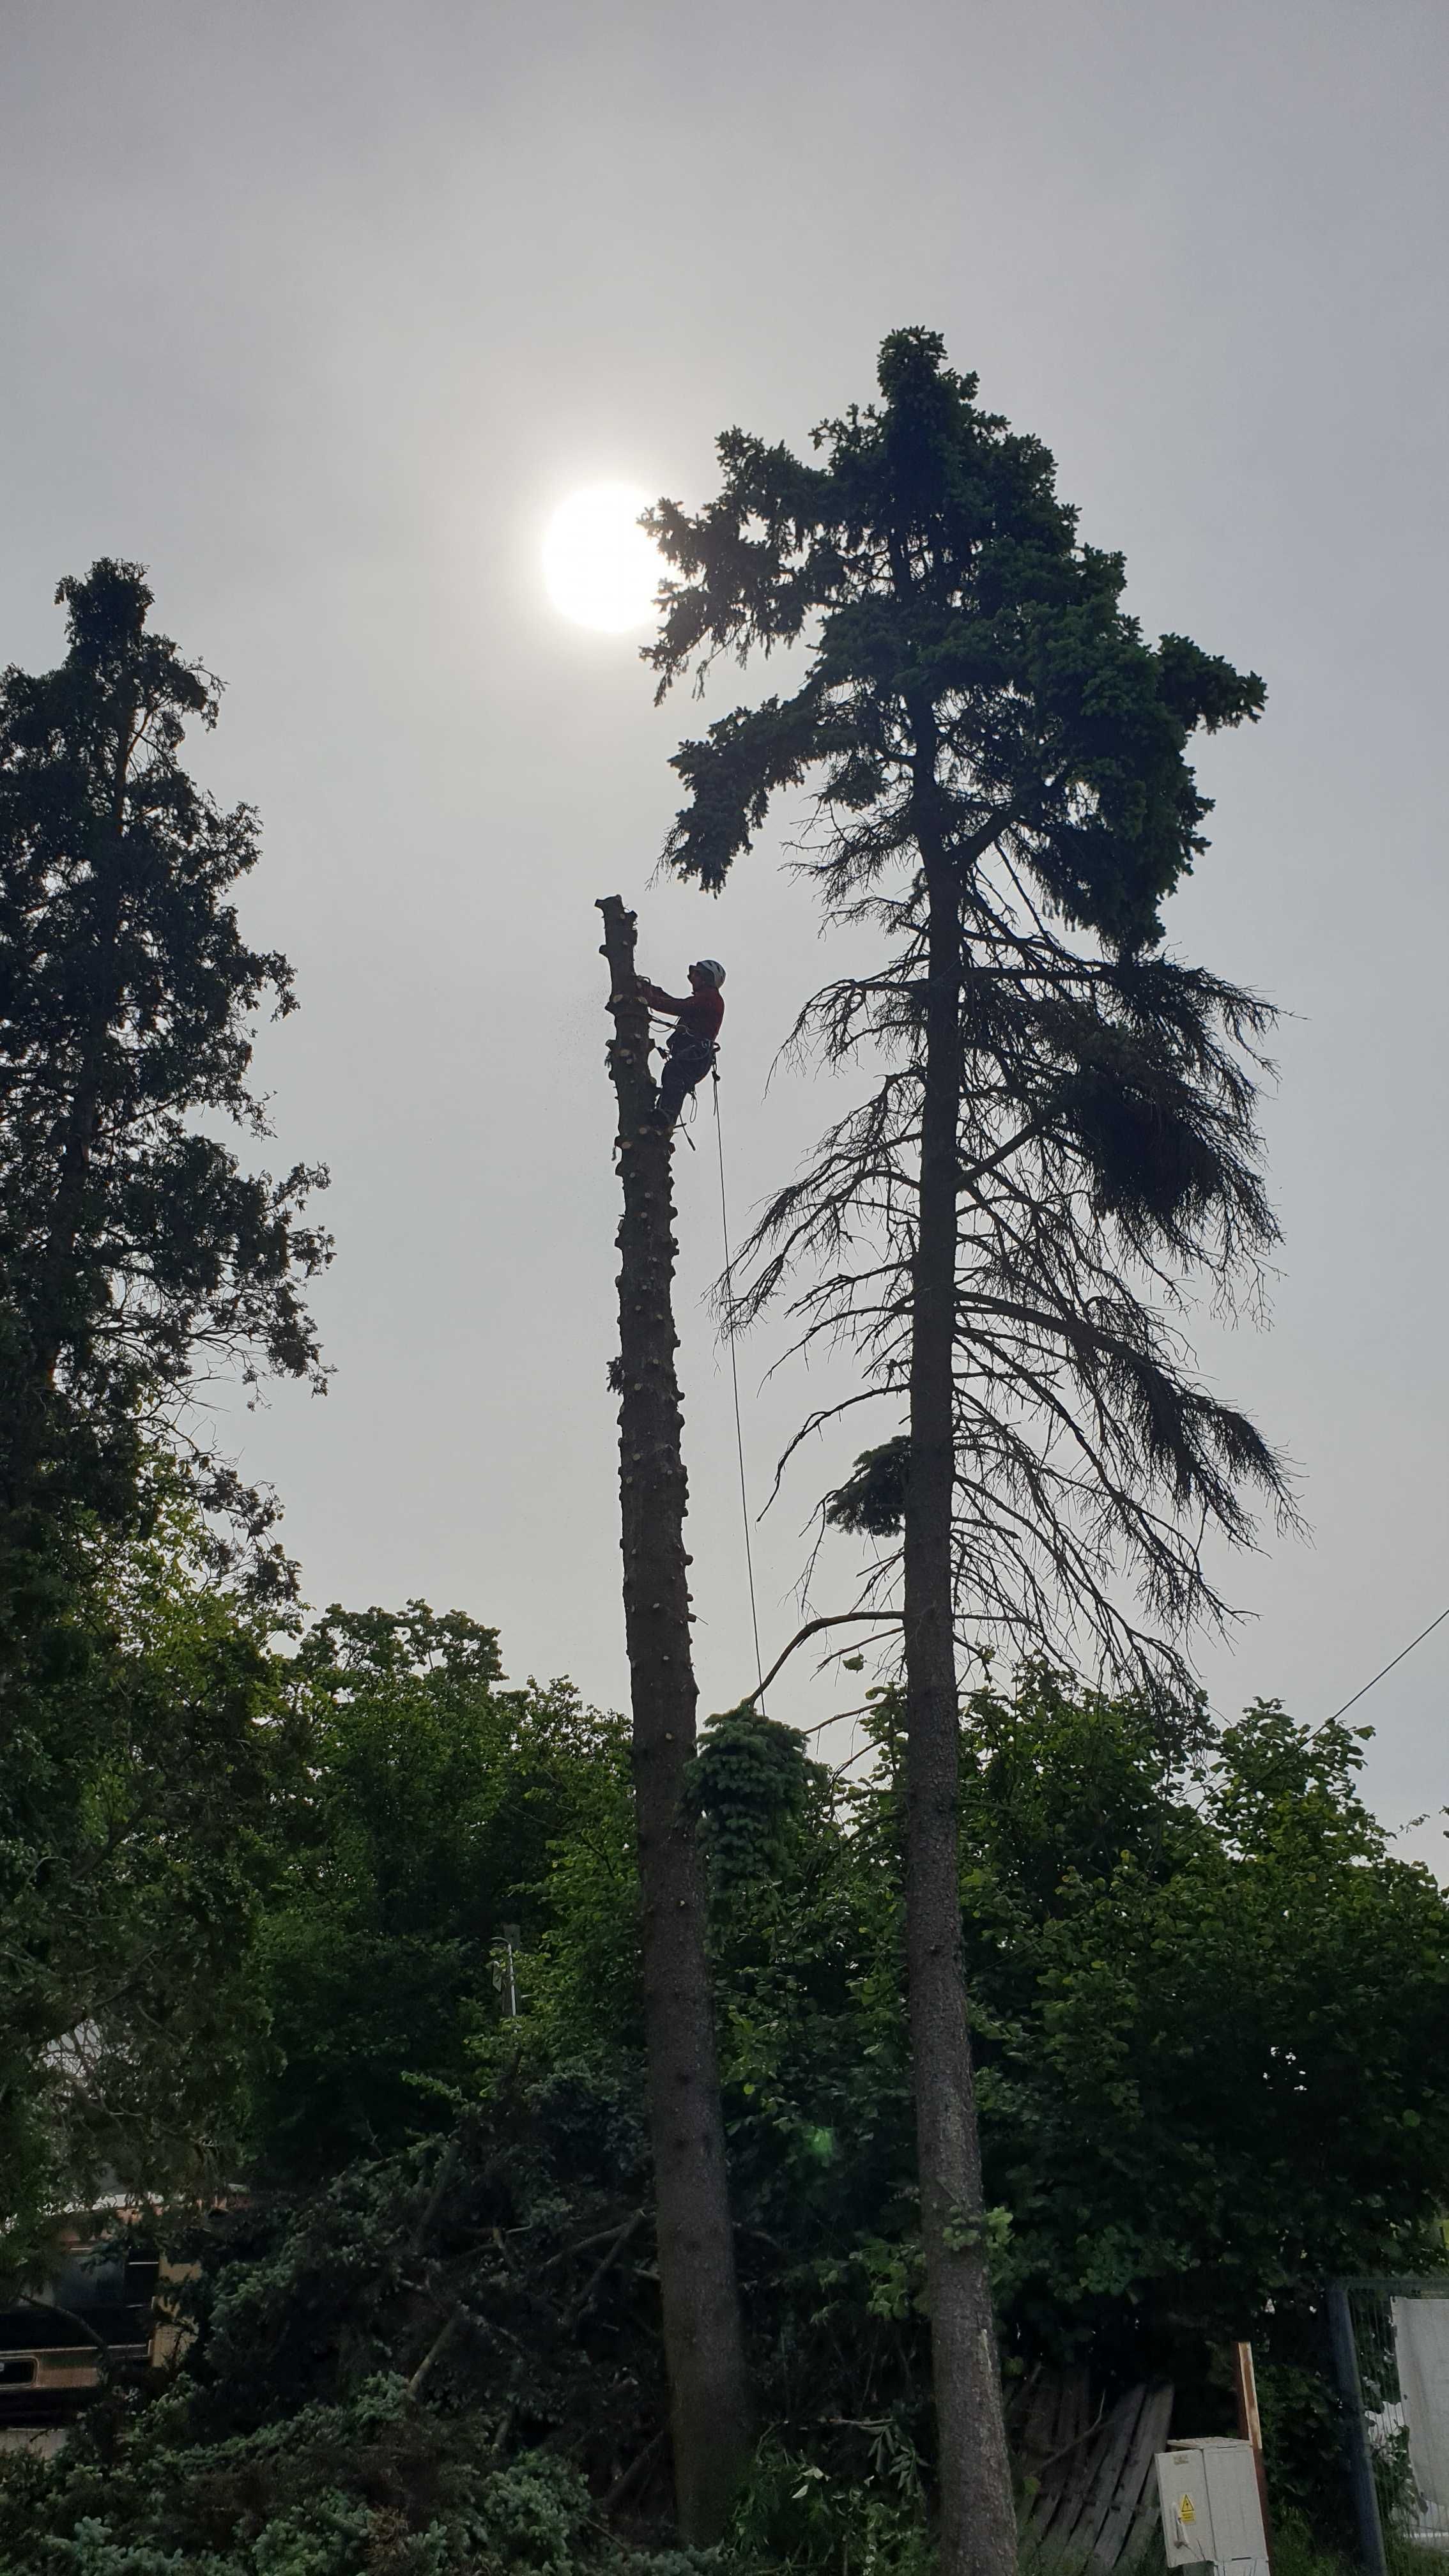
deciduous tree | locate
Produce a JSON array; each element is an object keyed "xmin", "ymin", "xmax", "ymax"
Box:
[
  {"xmin": 0, "ymin": 1496, "xmax": 284, "ymax": 2269},
  {"xmin": 250, "ymin": 1600, "xmax": 618, "ymax": 2179}
]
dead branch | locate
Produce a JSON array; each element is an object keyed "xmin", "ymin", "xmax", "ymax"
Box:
[{"xmin": 742, "ymin": 1609, "xmax": 904, "ymax": 1708}]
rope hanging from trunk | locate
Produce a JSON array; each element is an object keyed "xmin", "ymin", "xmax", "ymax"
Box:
[{"xmin": 712, "ymin": 1067, "xmax": 765, "ymax": 1710}]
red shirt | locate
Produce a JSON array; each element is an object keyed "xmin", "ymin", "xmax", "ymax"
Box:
[{"xmin": 645, "ymin": 982, "xmax": 724, "ymax": 1045}]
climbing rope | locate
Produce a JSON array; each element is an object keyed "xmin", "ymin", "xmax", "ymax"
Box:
[{"xmin": 712, "ymin": 1067, "xmax": 766, "ymax": 1710}]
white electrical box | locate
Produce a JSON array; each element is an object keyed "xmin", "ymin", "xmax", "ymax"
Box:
[{"xmin": 1156, "ymin": 2439, "xmax": 1268, "ymax": 2574}]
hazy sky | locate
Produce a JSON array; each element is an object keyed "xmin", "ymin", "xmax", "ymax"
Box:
[{"xmin": 3, "ymin": 0, "xmax": 1446, "ymax": 1850}]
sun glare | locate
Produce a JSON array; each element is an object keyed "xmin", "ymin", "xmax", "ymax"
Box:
[{"xmin": 543, "ymin": 484, "xmax": 661, "ymax": 634}]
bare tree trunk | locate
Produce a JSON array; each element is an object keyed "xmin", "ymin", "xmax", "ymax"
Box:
[
  {"xmin": 902, "ymin": 848, "xmax": 1017, "ymax": 2576},
  {"xmin": 595, "ymin": 894, "xmax": 752, "ymax": 2544}
]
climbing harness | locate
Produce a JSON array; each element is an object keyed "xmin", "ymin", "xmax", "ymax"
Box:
[
  {"xmin": 712, "ymin": 1064, "xmax": 766, "ymax": 1710},
  {"xmin": 647, "ymin": 1011, "xmax": 714, "ymax": 1143}
]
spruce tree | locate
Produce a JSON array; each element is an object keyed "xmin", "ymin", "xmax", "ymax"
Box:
[{"xmin": 645, "ymin": 331, "xmax": 1289, "ymax": 2576}]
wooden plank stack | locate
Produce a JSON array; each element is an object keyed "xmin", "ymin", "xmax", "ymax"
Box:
[{"xmin": 1011, "ymin": 2370, "xmax": 1173, "ymax": 2570}]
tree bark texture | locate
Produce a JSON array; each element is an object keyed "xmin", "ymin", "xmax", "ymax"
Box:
[
  {"xmin": 902, "ymin": 849, "xmax": 1018, "ymax": 2576},
  {"xmin": 596, "ymin": 894, "xmax": 752, "ymax": 2544}
]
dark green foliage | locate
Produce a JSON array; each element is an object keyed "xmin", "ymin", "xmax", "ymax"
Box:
[
  {"xmin": 0, "ymin": 2389, "xmax": 601, "ymax": 2573},
  {"xmin": 0, "ymin": 1568, "xmax": 622, "ymax": 2260},
  {"xmin": 175, "ymin": 2067, "xmax": 656, "ymax": 2458},
  {"xmin": 691, "ymin": 1706, "xmax": 815, "ymax": 1886},
  {"xmin": 726, "ymin": 2428, "xmax": 933, "ymax": 2576},
  {"xmin": 249, "ymin": 1602, "xmax": 622, "ymax": 2180},
  {"xmin": 648, "ymin": 327, "xmax": 1287, "ymax": 1683},
  {"xmin": 0, "ymin": 2071, "xmax": 662, "ymax": 2574},
  {"xmin": 824, "ymin": 1438, "xmax": 912, "ymax": 1538},
  {"xmin": 648, "ymin": 328, "xmax": 1262, "ymax": 945},
  {"xmin": 558, "ymin": 1669, "xmax": 1449, "ymax": 2457},
  {"xmin": 555, "ymin": 1674, "xmax": 1449, "ymax": 2510},
  {"xmin": 951, "ymin": 1679, "xmax": 1449, "ymax": 2338},
  {"xmin": 0, "ymin": 1498, "xmax": 289, "ymax": 2270},
  {"xmin": 0, "ymin": 558, "xmax": 329, "ymax": 1582},
  {"xmin": 0, "ymin": 565, "xmax": 334, "ymax": 2237},
  {"xmin": 2, "ymin": 1648, "xmax": 1446, "ymax": 2566}
]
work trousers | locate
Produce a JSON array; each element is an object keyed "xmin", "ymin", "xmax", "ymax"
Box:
[{"xmin": 656, "ymin": 1036, "xmax": 714, "ymax": 1128}]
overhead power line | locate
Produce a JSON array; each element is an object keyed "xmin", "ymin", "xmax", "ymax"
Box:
[{"xmin": 1326, "ymin": 1601, "xmax": 1449, "ymax": 1726}]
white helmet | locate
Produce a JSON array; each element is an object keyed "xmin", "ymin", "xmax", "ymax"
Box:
[{"xmin": 693, "ymin": 958, "xmax": 725, "ymax": 986}]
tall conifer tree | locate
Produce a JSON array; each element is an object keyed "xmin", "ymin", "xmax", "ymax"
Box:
[
  {"xmin": 0, "ymin": 562, "xmax": 330, "ymax": 2235},
  {"xmin": 0, "ymin": 560, "xmax": 329, "ymax": 1590},
  {"xmin": 646, "ymin": 332, "xmax": 1288, "ymax": 2576}
]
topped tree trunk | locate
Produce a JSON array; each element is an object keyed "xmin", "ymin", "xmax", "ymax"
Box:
[{"xmin": 595, "ymin": 894, "xmax": 751, "ymax": 2544}]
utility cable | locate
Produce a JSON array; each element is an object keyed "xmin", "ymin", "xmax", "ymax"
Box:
[
  {"xmin": 712, "ymin": 1067, "xmax": 765, "ymax": 1710},
  {"xmin": 1326, "ymin": 1600, "xmax": 1449, "ymax": 1726}
]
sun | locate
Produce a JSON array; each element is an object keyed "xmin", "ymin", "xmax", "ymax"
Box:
[{"xmin": 542, "ymin": 484, "xmax": 661, "ymax": 634}]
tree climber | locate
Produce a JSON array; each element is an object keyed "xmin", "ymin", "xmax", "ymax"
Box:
[{"xmin": 640, "ymin": 958, "xmax": 725, "ymax": 1129}]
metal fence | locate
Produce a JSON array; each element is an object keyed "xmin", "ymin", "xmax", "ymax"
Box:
[{"xmin": 1330, "ymin": 2278, "xmax": 1449, "ymax": 2574}]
